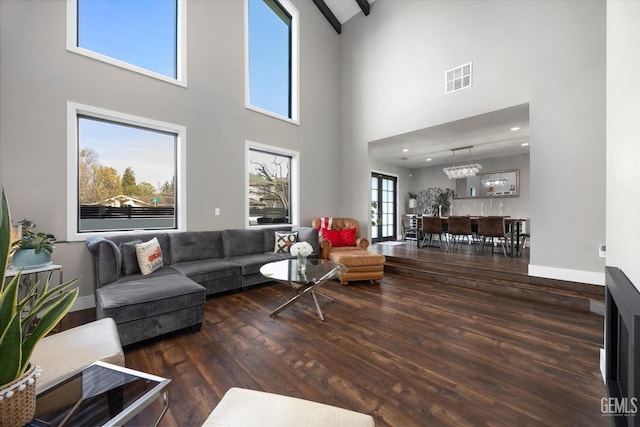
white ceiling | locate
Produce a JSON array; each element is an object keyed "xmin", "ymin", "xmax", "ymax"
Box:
[
  {"xmin": 325, "ymin": 0, "xmax": 375, "ymax": 24},
  {"xmin": 368, "ymin": 104, "xmax": 530, "ymax": 169}
]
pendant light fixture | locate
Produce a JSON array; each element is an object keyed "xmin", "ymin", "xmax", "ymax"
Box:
[{"xmin": 443, "ymin": 146, "xmax": 482, "ymax": 179}]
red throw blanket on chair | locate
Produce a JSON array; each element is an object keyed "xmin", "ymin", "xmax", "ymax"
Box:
[{"xmin": 318, "ymin": 217, "xmax": 333, "ymax": 239}]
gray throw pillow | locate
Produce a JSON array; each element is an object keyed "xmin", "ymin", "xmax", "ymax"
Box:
[
  {"xmin": 120, "ymin": 240, "xmax": 142, "ymax": 276},
  {"xmin": 293, "ymin": 227, "xmax": 319, "ymax": 256}
]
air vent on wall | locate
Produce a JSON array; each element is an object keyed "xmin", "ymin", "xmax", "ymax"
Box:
[{"xmin": 445, "ymin": 62, "xmax": 472, "ymax": 94}]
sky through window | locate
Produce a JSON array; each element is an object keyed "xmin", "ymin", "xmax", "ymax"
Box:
[
  {"xmin": 248, "ymin": 0, "xmax": 292, "ymax": 118},
  {"xmin": 77, "ymin": 0, "xmax": 178, "ymax": 78}
]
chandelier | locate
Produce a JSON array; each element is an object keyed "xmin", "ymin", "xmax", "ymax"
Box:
[
  {"xmin": 443, "ymin": 146, "xmax": 482, "ymax": 179},
  {"xmin": 481, "ymin": 175, "xmax": 507, "ymax": 187}
]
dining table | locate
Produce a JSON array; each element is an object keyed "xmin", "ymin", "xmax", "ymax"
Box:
[{"xmin": 416, "ymin": 216, "xmax": 527, "ymax": 258}]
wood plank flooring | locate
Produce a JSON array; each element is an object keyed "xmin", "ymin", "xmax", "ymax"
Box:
[
  {"xmin": 120, "ymin": 267, "xmax": 608, "ymax": 426},
  {"xmin": 371, "ymin": 241, "xmax": 605, "ymax": 311}
]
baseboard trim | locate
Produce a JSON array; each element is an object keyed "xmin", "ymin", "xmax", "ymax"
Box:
[
  {"xmin": 70, "ymin": 294, "xmax": 95, "ymax": 312},
  {"xmin": 590, "ymin": 299, "xmax": 605, "ymax": 316},
  {"xmin": 528, "ymin": 264, "xmax": 605, "ymax": 286}
]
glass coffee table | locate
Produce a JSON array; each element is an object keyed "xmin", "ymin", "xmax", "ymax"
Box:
[
  {"xmin": 260, "ymin": 259, "xmax": 346, "ymax": 320},
  {"xmin": 31, "ymin": 361, "xmax": 170, "ymax": 427}
]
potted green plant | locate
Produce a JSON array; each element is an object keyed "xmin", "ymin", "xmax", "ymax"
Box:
[
  {"xmin": 11, "ymin": 219, "xmax": 64, "ymax": 268},
  {"xmin": 0, "ymin": 188, "xmax": 78, "ymax": 425},
  {"xmin": 418, "ymin": 187, "xmax": 454, "ymax": 216},
  {"xmin": 408, "ymin": 192, "xmax": 418, "ymax": 212}
]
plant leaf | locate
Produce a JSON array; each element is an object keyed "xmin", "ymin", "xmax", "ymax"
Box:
[
  {"xmin": 22, "ymin": 279, "xmax": 78, "ymax": 336},
  {"xmin": 0, "ymin": 275, "xmax": 19, "ymax": 337},
  {"xmin": 21, "ymin": 288, "xmax": 78, "ymax": 372},
  {"xmin": 21, "ymin": 276, "xmax": 78, "ymax": 338},
  {"xmin": 0, "ymin": 189, "xmax": 11, "ymax": 293},
  {"xmin": 21, "ymin": 276, "xmax": 78, "ymax": 321},
  {"xmin": 0, "ymin": 313, "xmax": 22, "ymax": 384}
]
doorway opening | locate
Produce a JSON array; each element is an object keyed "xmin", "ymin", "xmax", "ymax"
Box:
[{"xmin": 371, "ymin": 172, "xmax": 397, "ymax": 243}]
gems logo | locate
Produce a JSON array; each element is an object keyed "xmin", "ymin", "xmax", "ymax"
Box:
[{"xmin": 601, "ymin": 397, "xmax": 638, "ymax": 416}]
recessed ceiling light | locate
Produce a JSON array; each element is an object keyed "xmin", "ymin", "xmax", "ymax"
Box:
[
  {"xmin": 402, "ymin": 148, "xmax": 409, "ymax": 152},
  {"xmin": 426, "ymin": 158, "xmax": 432, "ymax": 161},
  {"xmin": 510, "ymin": 126, "xmax": 521, "ymax": 132},
  {"xmin": 521, "ymin": 142, "xmax": 529, "ymax": 146}
]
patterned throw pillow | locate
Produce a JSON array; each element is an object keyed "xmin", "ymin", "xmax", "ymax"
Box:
[
  {"xmin": 274, "ymin": 231, "xmax": 298, "ymax": 253},
  {"xmin": 135, "ymin": 237, "xmax": 164, "ymax": 276}
]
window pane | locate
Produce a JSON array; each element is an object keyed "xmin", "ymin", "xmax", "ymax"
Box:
[
  {"xmin": 248, "ymin": 0, "xmax": 291, "ymax": 118},
  {"xmin": 77, "ymin": 0, "xmax": 178, "ymax": 78},
  {"xmin": 78, "ymin": 116, "xmax": 177, "ymax": 232},
  {"xmin": 249, "ymin": 148, "xmax": 291, "ymax": 225}
]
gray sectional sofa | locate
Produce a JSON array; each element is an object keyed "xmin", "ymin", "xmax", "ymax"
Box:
[{"xmin": 86, "ymin": 226, "xmax": 319, "ymax": 346}]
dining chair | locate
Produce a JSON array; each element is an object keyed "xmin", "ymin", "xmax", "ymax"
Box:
[
  {"xmin": 446, "ymin": 216, "xmax": 472, "ymax": 251},
  {"xmin": 476, "ymin": 216, "xmax": 507, "ymax": 256},
  {"xmin": 419, "ymin": 216, "xmax": 444, "ymax": 248}
]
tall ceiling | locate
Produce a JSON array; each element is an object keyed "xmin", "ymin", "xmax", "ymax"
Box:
[
  {"xmin": 312, "ymin": 3, "xmax": 530, "ymax": 171},
  {"xmin": 314, "ymin": 0, "xmax": 375, "ymax": 33},
  {"xmin": 368, "ymin": 104, "xmax": 531, "ymax": 169},
  {"xmin": 324, "ymin": 0, "xmax": 371, "ymax": 23}
]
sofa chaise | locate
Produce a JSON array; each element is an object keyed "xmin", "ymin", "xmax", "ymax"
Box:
[{"xmin": 86, "ymin": 226, "xmax": 319, "ymax": 346}]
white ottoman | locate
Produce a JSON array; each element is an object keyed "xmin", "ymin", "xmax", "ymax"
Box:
[
  {"xmin": 31, "ymin": 317, "xmax": 125, "ymax": 393},
  {"xmin": 202, "ymin": 387, "xmax": 375, "ymax": 427}
]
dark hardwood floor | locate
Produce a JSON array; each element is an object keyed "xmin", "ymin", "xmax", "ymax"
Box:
[
  {"xmin": 118, "ymin": 246, "xmax": 607, "ymax": 426},
  {"xmin": 63, "ymin": 242, "xmax": 609, "ymax": 426}
]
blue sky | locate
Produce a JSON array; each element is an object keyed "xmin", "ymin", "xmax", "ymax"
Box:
[
  {"xmin": 78, "ymin": 0, "xmax": 177, "ymax": 78},
  {"xmin": 248, "ymin": 0, "xmax": 291, "ymax": 118},
  {"xmin": 79, "ymin": 117, "xmax": 175, "ymax": 189},
  {"xmin": 77, "ymin": 0, "xmax": 289, "ymax": 185}
]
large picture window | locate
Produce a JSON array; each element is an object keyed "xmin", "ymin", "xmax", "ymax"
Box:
[
  {"xmin": 247, "ymin": 143, "xmax": 299, "ymax": 227},
  {"xmin": 246, "ymin": 0, "xmax": 299, "ymax": 122},
  {"xmin": 67, "ymin": 0, "xmax": 187, "ymax": 86},
  {"xmin": 67, "ymin": 102, "xmax": 186, "ymax": 239}
]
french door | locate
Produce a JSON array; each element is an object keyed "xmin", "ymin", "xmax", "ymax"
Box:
[{"xmin": 371, "ymin": 172, "xmax": 397, "ymax": 242}]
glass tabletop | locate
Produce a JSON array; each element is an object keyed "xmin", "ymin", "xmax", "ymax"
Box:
[
  {"xmin": 32, "ymin": 361, "xmax": 170, "ymax": 427},
  {"xmin": 260, "ymin": 258, "xmax": 346, "ymax": 284}
]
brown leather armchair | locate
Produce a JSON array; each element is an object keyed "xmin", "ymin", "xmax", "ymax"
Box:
[{"xmin": 311, "ymin": 217, "xmax": 369, "ymax": 260}]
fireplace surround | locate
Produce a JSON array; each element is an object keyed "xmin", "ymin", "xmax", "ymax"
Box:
[{"xmin": 605, "ymin": 266, "xmax": 640, "ymax": 425}]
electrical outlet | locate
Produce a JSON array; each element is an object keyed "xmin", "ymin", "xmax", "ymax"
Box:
[
  {"xmin": 215, "ymin": 208, "xmax": 220, "ymax": 216},
  {"xmin": 598, "ymin": 244, "xmax": 606, "ymax": 258}
]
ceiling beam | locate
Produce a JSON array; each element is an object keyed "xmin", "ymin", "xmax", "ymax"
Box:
[
  {"xmin": 312, "ymin": 0, "xmax": 342, "ymax": 34},
  {"xmin": 355, "ymin": 0, "xmax": 370, "ymax": 16}
]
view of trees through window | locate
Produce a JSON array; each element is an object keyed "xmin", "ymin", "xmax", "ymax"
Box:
[
  {"xmin": 77, "ymin": 116, "xmax": 177, "ymax": 232},
  {"xmin": 249, "ymin": 148, "xmax": 291, "ymax": 225}
]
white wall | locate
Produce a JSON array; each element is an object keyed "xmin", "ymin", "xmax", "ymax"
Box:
[
  {"xmin": 0, "ymin": 0, "xmax": 341, "ymax": 305},
  {"xmin": 606, "ymin": 0, "xmax": 640, "ymax": 291},
  {"xmin": 340, "ymin": 0, "xmax": 606, "ymax": 284}
]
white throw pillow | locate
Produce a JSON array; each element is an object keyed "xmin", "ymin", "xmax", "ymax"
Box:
[{"xmin": 135, "ymin": 237, "xmax": 163, "ymax": 275}]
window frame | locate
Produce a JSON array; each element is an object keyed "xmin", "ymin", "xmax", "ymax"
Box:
[
  {"xmin": 245, "ymin": 0, "xmax": 300, "ymax": 124},
  {"xmin": 245, "ymin": 141, "xmax": 299, "ymax": 228},
  {"xmin": 66, "ymin": 0, "xmax": 188, "ymax": 87},
  {"xmin": 66, "ymin": 101, "xmax": 187, "ymax": 241}
]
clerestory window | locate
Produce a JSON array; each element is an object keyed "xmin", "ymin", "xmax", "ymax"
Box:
[
  {"xmin": 246, "ymin": 0, "xmax": 299, "ymax": 122},
  {"xmin": 67, "ymin": 0, "xmax": 187, "ymax": 86}
]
